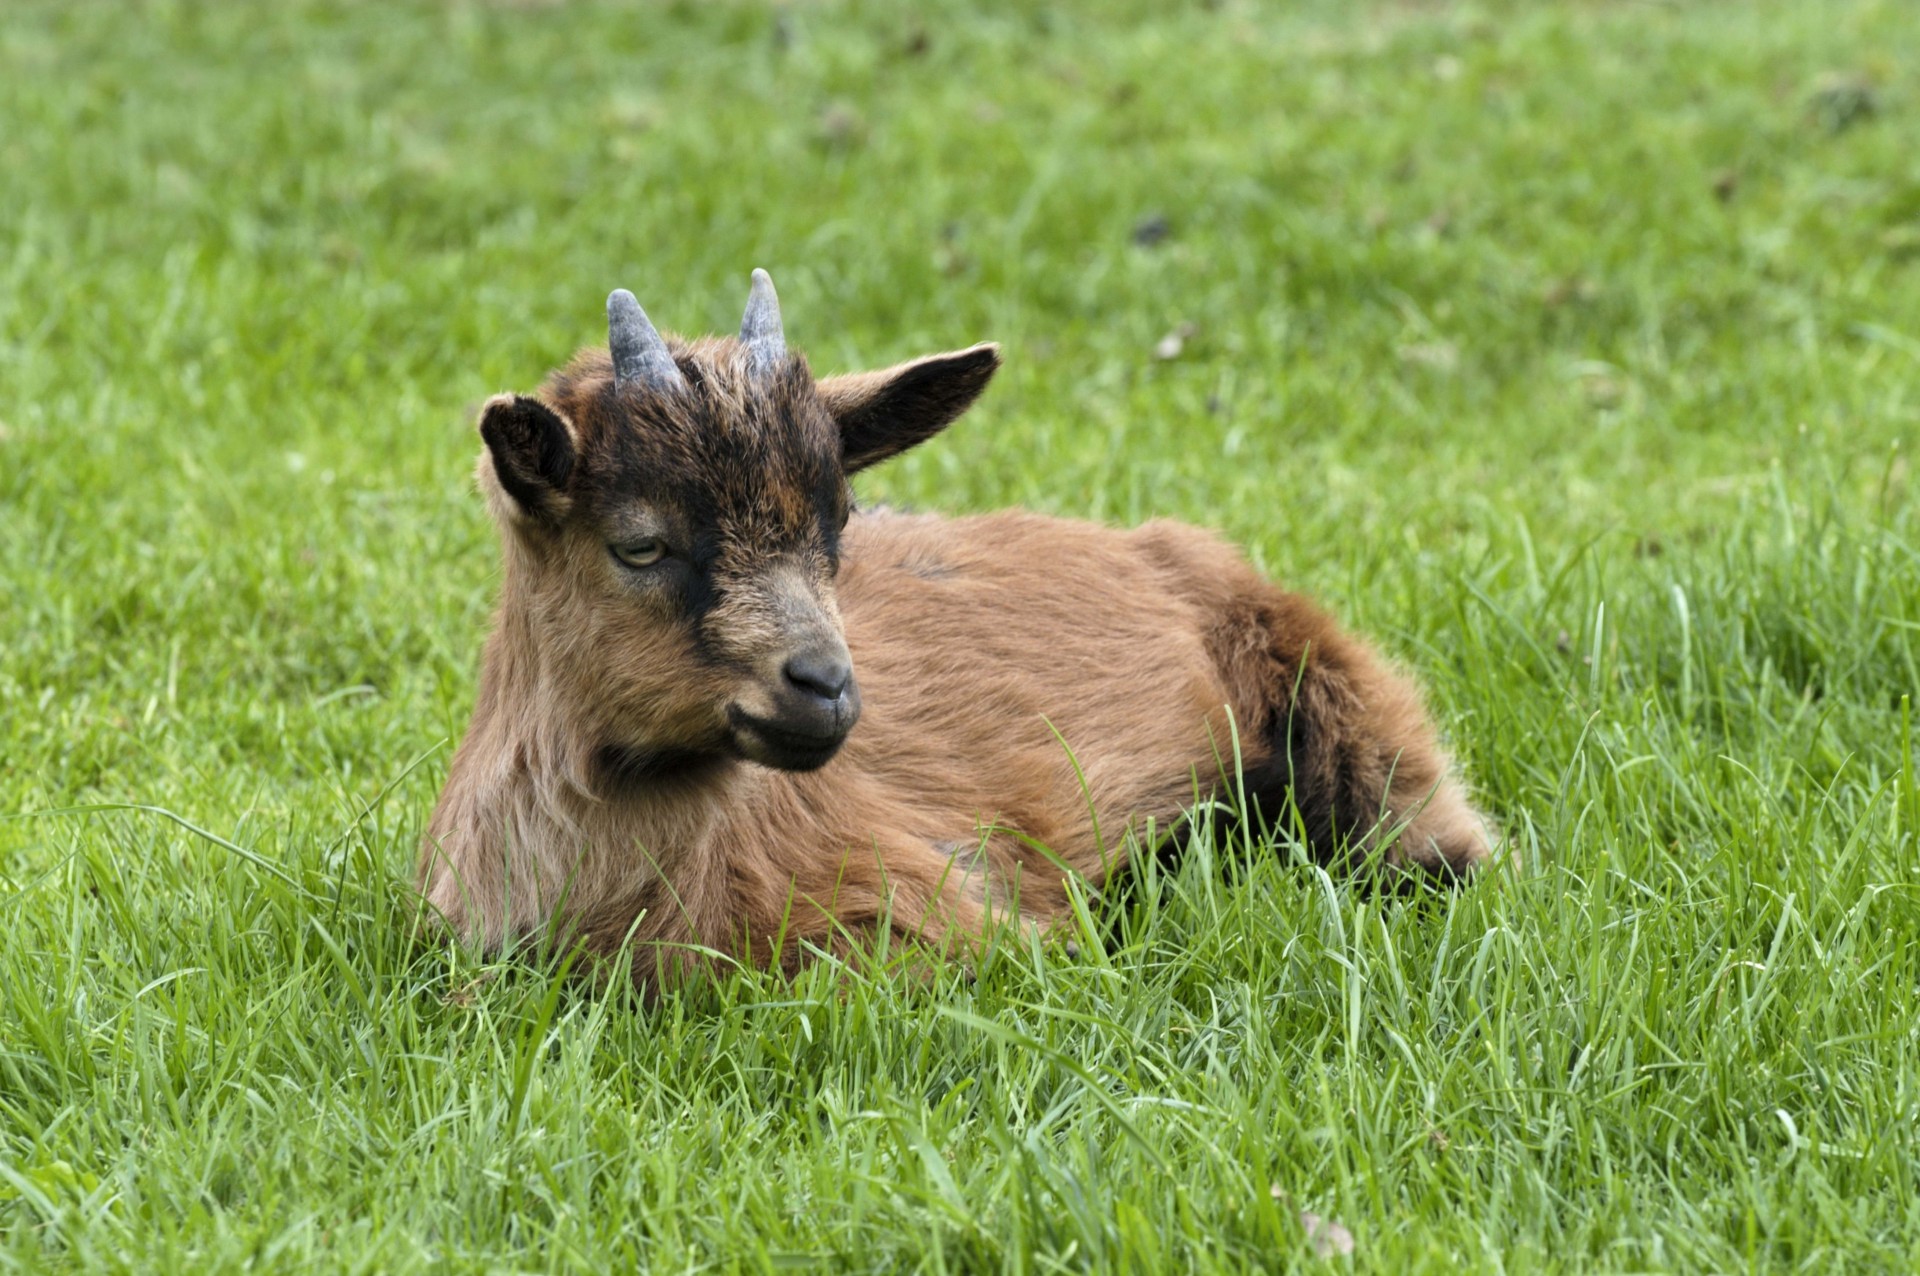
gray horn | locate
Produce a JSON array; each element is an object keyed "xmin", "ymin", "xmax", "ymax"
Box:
[
  {"xmin": 739, "ymin": 268, "xmax": 786, "ymax": 375},
  {"xmin": 607, "ymin": 289, "xmax": 685, "ymax": 393}
]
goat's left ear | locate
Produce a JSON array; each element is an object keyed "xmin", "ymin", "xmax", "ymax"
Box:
[
  {"xmin": 477, "ymin": 393, "xmax": 576, "ymax": 524},
  {"xmin": 816, "ymin": 343, "xmax": 1001, "ymax": 473}
]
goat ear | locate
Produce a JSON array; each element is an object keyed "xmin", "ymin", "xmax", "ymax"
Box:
[
  {"xmin": 477, "ymin": 394, "xmax": 576, "ymax": 522},
  {"xmin": 816, "ymin": 343, "xmax": 1000, "ymax": 473}
]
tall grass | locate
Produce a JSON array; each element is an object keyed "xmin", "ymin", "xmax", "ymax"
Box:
[{"xmin": 3, "ymin": 0, "xmax": 1918, "ymax": 1269}]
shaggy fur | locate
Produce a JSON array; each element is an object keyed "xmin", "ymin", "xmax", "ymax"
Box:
[{"xmin": 419, "ymin": 288, "xmax": 1495, "ymax": 990}]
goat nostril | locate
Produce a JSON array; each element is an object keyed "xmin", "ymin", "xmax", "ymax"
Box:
[{"xmin": 784, "ymin": 652, "xmax": 851, "ymax": 702}]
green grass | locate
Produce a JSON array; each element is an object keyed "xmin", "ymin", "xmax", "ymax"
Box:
[{"xmin": 4, "ymin": 0, "xmax": 1920, "ymax": 1269}]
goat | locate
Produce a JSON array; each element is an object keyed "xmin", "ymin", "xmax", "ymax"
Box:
[{"xmin": 418, "ymin": 272, "xmax": 1496, "ymax": 988}]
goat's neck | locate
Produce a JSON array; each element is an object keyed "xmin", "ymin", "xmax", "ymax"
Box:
[{"xmin": 477, "ymin": 557, "xmax": 747, "ymax": 855}]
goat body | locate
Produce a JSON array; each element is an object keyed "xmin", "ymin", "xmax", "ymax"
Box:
[{"xmin": 420, "ymin": 276, "xmax": 1493, "ymax": 987}]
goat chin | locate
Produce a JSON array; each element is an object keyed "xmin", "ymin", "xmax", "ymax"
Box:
[{"xmin": 726, "ymin": 719, "xmax": 849, "ymax": 773}]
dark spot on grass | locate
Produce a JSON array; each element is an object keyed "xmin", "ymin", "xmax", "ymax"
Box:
[
  {"xmin": 1808, "ymin": 72, "xmax": 1876, "ymax": 133},
  {"xmin": 1131, "ymin": 213, "xmax": 1172, "ymax": 247}
]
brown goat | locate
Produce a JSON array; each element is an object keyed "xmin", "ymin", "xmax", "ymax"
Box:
[{"xmin": 419, "ymin": 272, "xmax": 1495, "ymax": 988}]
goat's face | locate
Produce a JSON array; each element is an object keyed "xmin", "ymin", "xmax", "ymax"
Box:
[{"xmin": 474, "ymin": 274, "xmax": 999, "ymax": 775}]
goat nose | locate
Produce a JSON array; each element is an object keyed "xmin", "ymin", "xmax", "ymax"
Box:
[{"xmin": 784, "ymin": 650, "xmax": 852, "ymax": 702}]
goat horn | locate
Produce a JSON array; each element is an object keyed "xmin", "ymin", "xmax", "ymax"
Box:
[
  {"xmin": 607, "ymin": 289, "xmax": 685, "ymax": 393},
  {"xmin": 739, "ymin": 268, "xmax": 786, "ymax": 375}
]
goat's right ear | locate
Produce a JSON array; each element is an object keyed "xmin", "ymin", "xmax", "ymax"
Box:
[
  {"xmin": 816, "ymin": 343, "xmax": 1001, "ymax": 473},
  {"xmin": 477, "ymin": 394, "xmax": 576, "ymax": 523}
]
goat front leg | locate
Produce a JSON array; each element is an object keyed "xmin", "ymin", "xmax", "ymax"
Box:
[{"xmin": 755, "ymin": 836, "xmax": 1010, "ymax": 977}]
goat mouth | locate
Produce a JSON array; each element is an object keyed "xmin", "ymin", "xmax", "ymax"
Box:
[{"xmin": 725, "ymin": 708, "xmax": 850, "ymax": 772}]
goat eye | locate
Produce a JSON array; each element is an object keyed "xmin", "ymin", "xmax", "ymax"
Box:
[{"xmin": 611, "ymin": 538, "xmax": 668, "ymax": 569}]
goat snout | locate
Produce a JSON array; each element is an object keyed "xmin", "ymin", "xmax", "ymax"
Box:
[
  {"xmin": 728, "ymin": 643, "xmax": 862, "ymax": 772},
  {"xmin": 784, "ymin": 649, "xmax": 853, "ymax": 702}
]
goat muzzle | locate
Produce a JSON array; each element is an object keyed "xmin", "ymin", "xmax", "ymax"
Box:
[{"xmin": 726, "ymin": 645, "xmax": 861, "ymax": 772}]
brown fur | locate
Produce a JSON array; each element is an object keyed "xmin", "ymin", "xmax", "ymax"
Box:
[{"xmin": 419, "ymin": 296, "xmax": 1496, "ymax": 991}]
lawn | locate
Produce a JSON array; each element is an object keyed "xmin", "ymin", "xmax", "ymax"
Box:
[{"xmin": 3, "ymin": 0, "xmax": 1920, "ymax": 1269}]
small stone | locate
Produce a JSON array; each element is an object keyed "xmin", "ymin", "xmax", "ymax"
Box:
[
  {"xmin": 1153, "ymin": 322, "xmax": 1196, "ymax": 361},
  {"xmin": 1299, "ymin": 1210, "xmax": 1355, "ymax": 1258},
  {"xmin": 1270, "ymin": 1189, "xmax": 1355, "ymax": 1259}
]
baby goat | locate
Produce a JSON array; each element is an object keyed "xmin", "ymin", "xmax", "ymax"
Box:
[{"xmin": 419, "ymin": 272, "xmax": 1495, "ymax": 987}]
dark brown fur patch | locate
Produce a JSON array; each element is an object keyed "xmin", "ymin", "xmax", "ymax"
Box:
[
  {"xmin": 544, "ymin": 342, "xmax": 844, "ymax": 562},
  {"xmin": 479, "ymin": 395, "xmax": 575, "ymax": 522}
]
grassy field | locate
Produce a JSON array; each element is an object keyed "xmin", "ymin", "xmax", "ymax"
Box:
[{"xmin": 4, "ymin": 0, "xmax": 1920, "ymax": 1269}]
